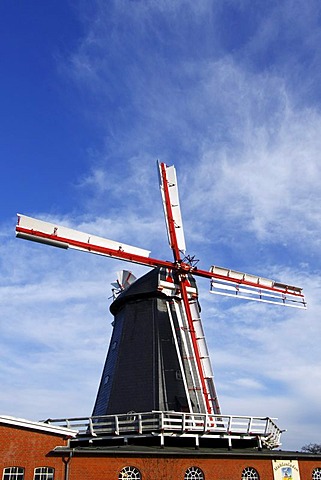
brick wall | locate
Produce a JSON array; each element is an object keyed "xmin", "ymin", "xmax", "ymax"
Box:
[
  {"xmin": 66, "ymin": 455, "xmax": 275, "ymax": 480},
  {"xmin": 1, "ymin": 422, "xmax": 321, "ymax": 480},
  {"xmin": 0, "ymin": 424, "xmax": 67, "ymax": 480}
]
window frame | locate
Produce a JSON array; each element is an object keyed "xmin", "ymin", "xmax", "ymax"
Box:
[
  {"xmin": 184, "ymin": 466, "xmax": 205, "ymax": 480},
  {"xmin": 33, "ymin": 467, "xmax": 55, "ymax": 480},
  {"xmin": 118, "ymin": 466, "xmax": 141, "ymax": 480},
  {"xmin": 2, "ymin": 467, "xmax": 24, "ymax": 480},
  {"xmin": 312, "ymin": 467, "xmax": 321, "ymax": 480},
  {"xmin": 241, "ymin": 466, "xmax": 260, "ymax": 480}
]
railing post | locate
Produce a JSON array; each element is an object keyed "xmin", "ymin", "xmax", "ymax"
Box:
[
  {"xmin": 138, "ymin": 414, "xmax": 142, "ymax": 434},
  {"xmin": 264, "ymin": 417, "xmax": 268, "ymax": 435},
  {"xmin": 248, "ymin": 417, "xmax": 253, "ymax": 434},
  {"xmin": 257, "ymin": 435, "xmax": 263, "ymax": 451},
  {"xmin": 228, "ymin": 436, "xmax": 232, "ymax": 450},
  {"xmin": 160, "ymin": 431, "xmax": 164, "ymax": 448},
  {"xmin": 114, "ymin": 415, "xmax": 119, "ymax": 435},
  {"xmin": 88, "ymin": 417, "xmax": 95, "ymax": 436},
  {"xmin": 160, "ymin": 411, "xmax": 164, "ymax": 431},
  {"xmin": 182, "ymin": 413, "xmax": 186, "ymax": 432},
  {"xmin": 227, "ymin": 415, "xmax": 232, "ymax": 433}
]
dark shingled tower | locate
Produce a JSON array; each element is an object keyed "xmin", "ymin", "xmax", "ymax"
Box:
[{"xmin": 92, "ymin": 267, "xmax": 208, "ymax": 416}]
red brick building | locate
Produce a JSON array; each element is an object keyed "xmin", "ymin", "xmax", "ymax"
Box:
[{"xmin": 2, "ymin": 414, "xmax": 321, "ymax": 480}]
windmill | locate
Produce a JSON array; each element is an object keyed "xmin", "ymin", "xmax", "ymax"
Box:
[{"xmin": 16, "ymin": 162, "xmax": 306, "ymax": 421}]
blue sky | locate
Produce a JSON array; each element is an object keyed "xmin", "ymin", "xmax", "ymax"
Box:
[{"xmin": 1, "ymin": 0, "xmax": 321, "ymax": 451}]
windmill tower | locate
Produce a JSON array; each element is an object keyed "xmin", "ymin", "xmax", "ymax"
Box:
[
  {"xmin": 92, "ymin": 266, "xmax": 220, "ymax": 417},
  {"xmin": 16, "ymin": 162, "xmax": 306, "ymax": 423}
]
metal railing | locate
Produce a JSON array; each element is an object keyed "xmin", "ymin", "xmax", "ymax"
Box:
[{"xmin": 44, "ymin": 411, "xmax": 282, "ymax": 449}]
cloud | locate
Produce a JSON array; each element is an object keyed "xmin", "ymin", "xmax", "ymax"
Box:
[
  {"xmin": 63, "ymin": 16, "xmax": 321, "ymax": 258},
  {"xmin": 174, "ymin": 62, "xmax": 321, "ymax": 251}
]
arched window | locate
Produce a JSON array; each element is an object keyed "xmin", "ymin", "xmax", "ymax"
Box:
[
  {"xmin": 34, "ymin": 467, "xmax": 55, "ymax": 480},
  {"xmin": 184, "ymin": 466, "xmax": 205, "ymax": 480},
  {"xmin": 242, "ymin": 467, "xmax": 259, "ymax": 480},
  {"xmin": 118, "ymin": 466, "xmax": 141, "ymax": 480},
  {"xmin": 3, "ymin": 467, "xmax": 24, "ymax": 480},
  {"xmin": 312, "ymin": 468, "xmax": 321, "ymax": 480}
]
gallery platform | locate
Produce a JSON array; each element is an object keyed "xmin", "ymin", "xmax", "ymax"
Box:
[{"xmin": 43, "ymin": 410, "xmax": 283, "ymax": 450}]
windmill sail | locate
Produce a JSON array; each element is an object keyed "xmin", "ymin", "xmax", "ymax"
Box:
[
  {"xmin": 210, "ymin": 265, "xmax": 306, "ymax": 309},
  {"xmin": 16, "ymin": 214, "xmax": 151, "ymax": 259},
  {"xmin": 158, "ymin": 162, "xmax": 186, "ymax": 254}
]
